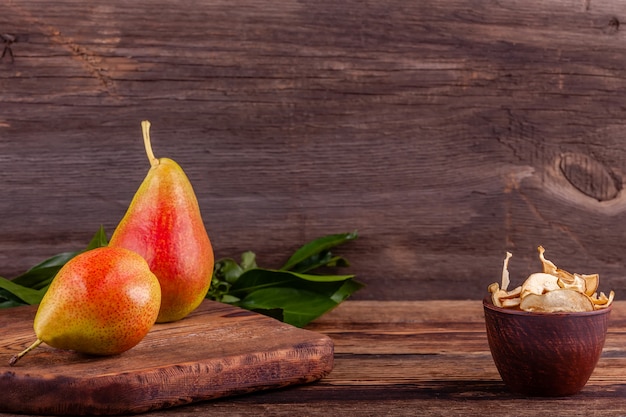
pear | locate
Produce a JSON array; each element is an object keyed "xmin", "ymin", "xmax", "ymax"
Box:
[
  {"xmin": 109, "ymin": 121, "xmax": 214, "ymax": 323},
  {"xmin": 9, "ymin": 247, "xmax": 161, "ymax": 366}
]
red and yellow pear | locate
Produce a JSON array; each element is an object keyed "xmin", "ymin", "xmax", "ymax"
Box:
[
  {"xmin": 109, "ymin": 121, "xmax": 214, "ymax": 323},
  {"xmin": 10, "ymin": 246, "xmax": 161, "ymax": 366}
]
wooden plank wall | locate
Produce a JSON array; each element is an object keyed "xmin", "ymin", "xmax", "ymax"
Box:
[{"xmin": 1, "ymin": 0, "xmax": 626, "ymax": 300}]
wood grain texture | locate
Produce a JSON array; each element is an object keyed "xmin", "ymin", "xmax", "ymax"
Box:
[
  {"xmin": 0, "ymin": 300, "xmax": 333, "ymax": 415},
  {"xmin": 1, "ymin": 1, "xmax": 626, "ymax": 300},
  {"xmin": 155, "ymin": 300, "xmax": 626, "ymax": 416},
  {"xmin": 3, "ymin": 300, "xmax": 625, "ymax": 417}
]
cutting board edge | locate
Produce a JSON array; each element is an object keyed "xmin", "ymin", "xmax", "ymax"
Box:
[{"xmin": 0, "ymin": 333, "xmax": 335, "ymax": 416}]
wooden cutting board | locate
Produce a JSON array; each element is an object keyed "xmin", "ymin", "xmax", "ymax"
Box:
[{"xmin": 0, "ymin": 300, "xmax": 334, "ymax": 415}]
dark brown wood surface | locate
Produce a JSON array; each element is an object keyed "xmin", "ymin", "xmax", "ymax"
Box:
[
  {"xmin": 4, "ymin": 300, "xmax": 626, "ymax": 417},
  {"xmin": 0, "ymin": 300, "xmax": 333, "ymax": 415},
  {"xmin": 2, "ymin": 1, "xmax": 626, "ymax": 300}
]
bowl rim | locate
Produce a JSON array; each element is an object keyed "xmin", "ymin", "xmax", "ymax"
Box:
[{"xmin": 483, "ymin": 296, "xmax": 612, "ymax": 317}]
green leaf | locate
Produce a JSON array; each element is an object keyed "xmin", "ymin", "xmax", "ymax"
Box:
[
  {"xmin": 1, "ymin": 227, "xmax": 109, "ymax": 306},
  {"xmin": 237, "ymin": 287, "xmax": 339, "ymax": 328},
  {"xmin": 215, "ymin": 258, "xmax": 244, "ymax": 284},
  {"xmin": 85, "ymin": 225, "xmax": 109, "ymax": 250},
  {"xmin": 0, "ymin": 277, "xmax": 46, "ymax": 305},
  {"xmin": 212, "ymin": 252, "xmax": 258, "ymax": 287},
  {"xmin": 226, "ymin": 268, "xmax": 364, "ymax": 327},
  {"xmin": 240, "ymin": 251, "xmax": 257, "ymax": 271},
  {"xmin": 11, "ymin": 252, "xmax": 77, "ymax": 289},
  {"xmin": 0, "ymin": 298, "xmax": 25, "ymax": 308},
  {"xmin": 288, "ymin": 270, "xmax": 356, "ymax": 283},
  {"xmin": 227, "ymin": 269, "xmax": 294, "ymax": 294},
  {"xmin": 288, "ymin": 251, "xmax": 352, "ymax": 274},
  {"xmin": 229, "ymin": 268, "xmax": 356, "ymax": 296},
  {"xmin": 19, "ymin": 251, "xmax": 77, "ymax": 271},
  {"xmin": 220, "ymin": 294, "xmax": 240, "ymax": 303},
  {"xmin": 290, "ymin": 250, "xmax": 333, "ymax": 273},
  {"xmin": 281, "ymin": 231, "xmax": 358, "ymax": 271},
  {"xmin": 330, "ymin": 279, "xmax": 365, "ymax": 303}
]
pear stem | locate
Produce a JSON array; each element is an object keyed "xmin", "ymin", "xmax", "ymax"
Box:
[
  {"xmin": 141, "ymin": 120, "xmax": 159, "ymax": 167},
  {"xmin": 9, "ymin": 339, "xmax": 43, "ymax": 366}
]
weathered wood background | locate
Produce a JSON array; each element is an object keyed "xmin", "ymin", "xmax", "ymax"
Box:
[{"xmin": 1, "ymin": 0, "xmax": 626, "ymax": 300}]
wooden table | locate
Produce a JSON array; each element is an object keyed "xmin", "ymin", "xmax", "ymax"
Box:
[
  {"xmin": 4, "ymin": 0, "xmax": 626, "ymax": 302},
  {"xmin": 4, "ymin": 299, "xmax": 626, "ymax": 417}
]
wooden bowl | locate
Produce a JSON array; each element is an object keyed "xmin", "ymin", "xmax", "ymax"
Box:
[{"xmin": 483, "ymin": 297, "xmax": 611, "ymax": 396}]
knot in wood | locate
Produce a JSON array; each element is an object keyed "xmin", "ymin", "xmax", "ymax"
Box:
[
  {"xmin": 559, "ymin": 152, "xmax": 621, "ymax": 201},
  {"xmin": 609, "ymin": 17, "xmax": 620, "ymax": 32}
]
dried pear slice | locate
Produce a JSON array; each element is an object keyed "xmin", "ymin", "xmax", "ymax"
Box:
[
  {"xmin": 489, "ymin": 248, "xmax": 614, "ymax": 312},
  {"xmin": 501, "ymin": 251, "xmax": 512, "ymax": 291},
  {"xmin": 503, "ymin": 285, "xmax": 522, "ymax": 298},
  {"xmin": 538, "ymin": 246, "xmax": 558, "ymax": 275},
  {"xmin": 539, "ymin": 246, "xmax": 576, "ymax": 282},
  {"xmin": 557, "ymin": 273, "xmax": 586, "ymax": 294},
  {"xmin": 590, "ymin": 290, "xmax": 615, "ymax": 309},
  {"xmin": 555, "ymin": 268, "xmax": 576, "ymax": 284},
  {"xmin": 489, "ymin": 282, "xmax": 522, "ymax": 308},
  {"xmin": 520, "ymin": 273, "xmax": 560, "ymax": 299},
  {"xmin": 501, "ymin": 297, "xmax": 522, "ymax": 308},
  {"xmin": 488, "ymin": 283, "xmax": 504, "ymax": 307},
  {"xmin": 581, "ymin": 274, "xmax": 599, "ymax": 296},
  {"xmin": 520, "ymin": 289, "xmax": 594, "ymax": 313}
]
